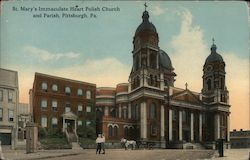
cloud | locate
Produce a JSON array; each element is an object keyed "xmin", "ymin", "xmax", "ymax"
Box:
[
  {"xmin": 151, "ymin": 5, "xmax": 166, "ymax": 16},
  {"xmin": 18, "ymin": 57, "xmax": 130, "ymax": 103},
  {"xmin": 23, "ymin": 46, "xmax": 80, "ymax": 61},
  {"xmin": 170, "ymin": 9, "xmax": 208, "ymax": 90},
  {"xmin": 169, "ymin": 9, "xmax": 249, "ymax": 130}
]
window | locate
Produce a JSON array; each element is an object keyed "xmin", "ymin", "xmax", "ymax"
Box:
[
  {"xmin": 0, "ymin": 108, "xmax": 3, "ymax": 121},
  {"xmin": 78, "ymin": 105, "xmax": 83, "ymax": 111},
  {"xmin": 52, "ymin": 84, "xmax": 58, "ymax": 92},
  {"xmin": 150, "ymin": 124, "xmax": 157, "ymax": 136},
  {"xmin": 65, "ymin": 87, "xmax": 71, "ymax": 95},
  {"xmin": 108, "ymin": 126, "xmax": 113, "ymax": 137},
  {"xmin": 41, "ymin": 116, "xmax": 47, "ymax": 127},
  {"xmin": 78, "ymin": 120, "xmax": 82, "ymax": 126},
  {"xmin": 8, "ymin": 110, "xmax": 14, "ymax": 122},
  {"xmin": 41, "ymin": 82, "xmax": 48, "ymax": 91},
  {"xmin": 124, "ymin": 127, "xmax": 129, "ymax": 137},
  {"xmin": 51, "ymin": 117, "xmax": 58, "ymax": 128},
  {"xmin": 172, "ymin": 109, "xmax": 177, "ymax": 121},
  {"xmin": 150, "ymin": 103, "xmax": 156, "ymax": 119},
  {"xmin": 78, "ymin": 104, "xmax": 83, "ymax": 115},
  {"xmin": 207, "ymin": 79, "xmax": 211, "ymax": 91},
  {"xmin": 182, "ymin": 110, "xmax": 186, "ymax": 123},
  {"xmin": 65, "ymin": 102, "xmax": 71, "ymax": 112},
  {"xmin": 8, "ymin": 90, "xmax": 13, "ymax": 102},
  {"xmin": 52, "ymin": 100, "xmax": 57, "ymax": 111},
  {"xmin": 86, "ymin": 106, "xmax": 91, "ymax": 112},
  {"xmin": 114, "ymin": 126, "xmax": 118, "ymax": 137},
  {"xmin": 86, "ymin": 121, "xmax": 91, "ymax": 126},
  {"xmin": 77, "ymin": 89, "xmax": 83, "ymax": 96},
  {"xmin": 41, "ymin": 99, "xmax": 47, "ymax": 108},
  {"xmin": 86, "ymin": 90, "xmax": 91, "ymax": 99},
  {"xmin": 135, "ymin": 104, "xmax": 140, "ymax": 120},
  {"xmin": 0, "ymin": 90, "xmax": 3, "ymax": 101}
]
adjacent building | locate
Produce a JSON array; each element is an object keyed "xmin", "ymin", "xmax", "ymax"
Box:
[
  {"xmin": 230, "ymin": 129, "xmax": 250, "ymax": 148},
  {"xmin": 96, "ymin": 7, "xmax": 230, "ymax": 149},
  {"xmin": 17, "ymin": 103, "xmax": 31, "ymax": 141},
  {"xmin": 31, "ymin": 73, "xmax": 96, "ymax": 139},
  {"xmin": 0, "ymin": 68, "xmax": 18, "ymax": 148}
]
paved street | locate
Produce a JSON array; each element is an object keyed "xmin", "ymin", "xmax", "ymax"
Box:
[
  {"xmin": 2, "ymin": 148, "xmax": 250, "ymax": 160},
  {"xmin": 44, "ymin": 149, "xmax": 215, "ymax": 160}
]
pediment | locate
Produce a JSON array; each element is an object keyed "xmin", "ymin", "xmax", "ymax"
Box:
[
  {"xmin": 62, "ymin": 111, "xmax": 77, "ymax": 120},
  {"xmin": 171, "ymin": 89, "xmax": 203, "ymax": 105}
]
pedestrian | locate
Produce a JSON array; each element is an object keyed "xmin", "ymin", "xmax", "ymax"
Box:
[
  {"xmin": 101, "ymin": 134, "xmax": 105, "ymax": 154},
  {"xmin": 0, "ymin": 141, "xmax": 4, "ymax": 160},
  {"xmin": 96, "ymin": 134, "xmax": 102, "ymax": 154}
]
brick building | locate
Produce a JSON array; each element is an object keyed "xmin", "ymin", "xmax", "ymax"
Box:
[
  {"xmin": 230, "ymin": 129, "xmax": 250, "ymax": 148},
  {"xmin": 31, "ymin": 73, "xmax": 96, "ymax": 139},
  {"xmin": 96, "ymin": 7, "xmax": 230, "ymax": 149}
]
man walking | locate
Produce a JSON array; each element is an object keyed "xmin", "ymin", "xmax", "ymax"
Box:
[
  {"xmin": 101, "ymin": 134, "xmax": 105, "ymax": 154},
  {"xmin": 96, "ymin": 134, "xmax": 102, "ymax": 154}
]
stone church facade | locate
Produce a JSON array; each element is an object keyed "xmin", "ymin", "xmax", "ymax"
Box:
[{"xmin": 96, "ymin": 8, "xmax": 230, "ymax": 148}]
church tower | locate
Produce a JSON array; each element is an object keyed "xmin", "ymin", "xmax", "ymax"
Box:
[
  {"xmin": 129, "ymin": 5, "xmax": 176, "ymax": 91},
  {"xmin": 202, "ymin": 39, "xmax": 230, "ymax": 142}
]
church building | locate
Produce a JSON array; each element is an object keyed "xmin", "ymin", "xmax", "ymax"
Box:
[{"xmin": 96, "ymin": 6, "xmax": 230, "ymax": 149}]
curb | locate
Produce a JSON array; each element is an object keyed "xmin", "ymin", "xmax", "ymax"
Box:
[{"xmin": 13, "ymin": 153, "xmax": 81, "ymax": 160}]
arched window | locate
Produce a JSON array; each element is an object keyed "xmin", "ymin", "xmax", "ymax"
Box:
[
  {"xmin": 150, "ymin": 103, "xmax": 156, "ymax": 119},
  {"xmin": 41, "ymin": 82, "xmax": 47, "ymax": 91},
  {"xmin": 51, "ymin": 117, "xmax": 58, "ymax": 128},
  {"xmin": 135, "ymin": 55, "xmax": 139, "ymax": 70},
  {"xmin": 207, "ymin": 79, "xmax": 211, "ymax": 90},
  {"xmin": 124, "ymin": 127, "xmax": 129, "ymax": 137},
  {"xmin": 65, "ymin": 87, "xmax": 71, "ymax": 95},
  {"xmin": 86, "ymin": 90, "xmax": 91, "ymax": 99},
  {"xmin": 150, "ymin": 53, "xmax": 156, "ymax": 69},
  {"xmin": 129, "ymin": 127, "xmax": 134, "ymax": 138},
  {"xmin": 114, "ymin": 126, "xmax": 118, "ymax": 137},
  {"xmin": 77, "ymin": 89, "xmax": 83, "ymax": 96},
  {"xmin": 135, "ymin": 104, "xmax": 140, "ymax": 120},
  {"xmin": 149, "ymin": 75, "xmax": 153, "ymax": 86},
  {"xmin": 220, "ymin": 78, "xmax": 224, "ymax": 89},
  {"xmin": 110, "ymin": 108, "xmax": 116, "ymax": 118},
  {"xmin": 52, "ymin": 84, "xmax": 58, "ymax": 92},
  {"xmin": 108, "ymin": 125, "xmax": 113, "ymax": 137}
]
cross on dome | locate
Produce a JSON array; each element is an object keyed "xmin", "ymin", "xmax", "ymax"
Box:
[{"xmin": 144, "ymin": 2, "xmax": 148, "ymax": 11}]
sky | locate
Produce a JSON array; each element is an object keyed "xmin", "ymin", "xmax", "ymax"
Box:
[{"xmin": 0, "ymin": 1, "xmax": 249, "ymax": 130}]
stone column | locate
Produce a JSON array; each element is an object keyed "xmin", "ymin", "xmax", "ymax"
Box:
[
  {"xmin": 119, "ymin": 104, "xmax": 122, "ymax": 118},
  {"xmin": 104, "ymin": 106, "xmax": 109, "ymax": 116},
  {"xmin": 190, "ymin": 112, "xmax": 194, "ymax": 141},
  {"xmin": 160, "ymin": 73, "xmax": 164, "ymax": 90},
  {"xmin": 63, "ymin": 117, "xmax": 65, "ymax": 132},
  {"xmin": 160, "ymin": 105, "xmax": 165, "ymax": 148},
  {"xmin": 214, "ymin": 113, "xmax": 220, "ymax": 140},
  {"xmin": 199, "ymin": 113, "xmax": 202, "ymax": 142},
  {"xmin": 140, "ymin": 101, "xmax": 147, "ymax": 139},
  {"xmin": 74, "ymin": 119, "xmax": 77, "ymax": 133},
  {"xmin": 227, "ymin": 115, "xmax": 230, "ymax": 142},
  {"xmin": 169, "ymin": 109, "xmax": 172, "ymax": 141},
  {"xmin": 179, "ymin": 111, "xmax": 182, "ymax": 141},
  {"xmin": 161, "ymin": 105, "xmax": 165, "ymax": 138},
  {"xmin": 128, "ymin": 103, "xmax": 131, "ymax": 119}
]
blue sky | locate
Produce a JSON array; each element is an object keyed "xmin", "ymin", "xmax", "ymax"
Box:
[{"xmin": 0, "ymin": 1, "xmax": 249, "ymax": 130}]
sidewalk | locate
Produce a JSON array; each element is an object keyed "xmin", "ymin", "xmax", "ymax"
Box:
[
  {"xmin": 2, "ymin": 148, "xmax": 83, "ymax": 160},
  {"xmin": 212, "ymin": 149, "xmax": 250, "ymax": 160}
]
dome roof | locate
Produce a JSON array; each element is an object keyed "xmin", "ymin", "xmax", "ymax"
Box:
[
  {"xmin": 135, "ymin": 11, "xmax": 157, "ymax": 35},
  {"xmin": 159, "ymin": 50, "xmax": 173, "ymax": 70},
  {"xmin": 205, "ymin": 43, "xmax": 224, "ymax": 64}
]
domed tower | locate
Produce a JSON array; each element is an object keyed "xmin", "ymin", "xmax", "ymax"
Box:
[
  {"xmin": 202, "ymin": 39, "xmax": 229, "ymax": 102},
  {"xmin": 129, "ymin": 5, "xmax": 175, "ymax": 91},
  {"xmin": 202, "ymin": 39, "xmax": 230, "ymax": 142}
]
